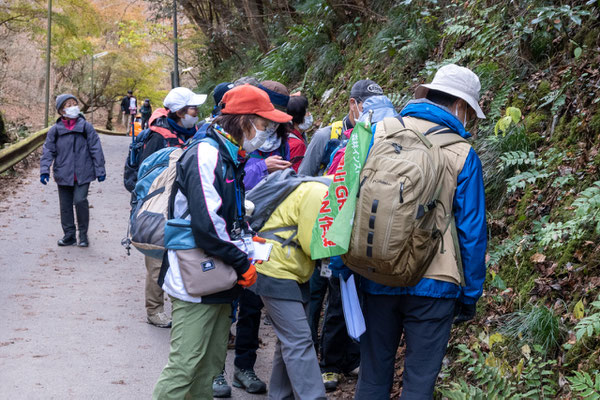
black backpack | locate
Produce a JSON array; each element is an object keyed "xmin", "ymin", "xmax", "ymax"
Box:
[{"xmin": 123, "ymin": 128, "xmax": 153, "ymax": 192}]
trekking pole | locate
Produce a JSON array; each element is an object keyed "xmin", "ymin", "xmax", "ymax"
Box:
[{"xmin": 121, "ymin": 218, "xmax": 132, "ymax": 256}]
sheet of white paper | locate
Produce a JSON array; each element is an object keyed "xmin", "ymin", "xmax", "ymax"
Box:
[
  {"xmin": 340, "ymin": 274, "xmax": 366, "ymax": 341},
  {"xmin": 252, "ymin": 242, "xmax": 273, "ymax": 261}
]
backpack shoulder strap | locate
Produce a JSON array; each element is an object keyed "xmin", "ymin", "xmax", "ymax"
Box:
[
  {"xmin": 381, "ymin": 116, "xmax": 434, "ymax": 148},
  {"xmin": 424, "ymin": 125, "xmax": 453, "ymax": 136},
  {"xmin": 260, "ymin": 226, "xmax": 300, "ymax": 249},
  {"xmin": 428, "ymin": 132, "xmax": 469, "ymax": 148},
  {"xmin": 196, "ymin": 136, "xmax": 226, "ymax": 179}
]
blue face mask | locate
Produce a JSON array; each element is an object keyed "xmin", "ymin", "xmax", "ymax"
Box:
[{"xmin": 298, "ymin": 114, "xmax": 313, "ymax": 131}]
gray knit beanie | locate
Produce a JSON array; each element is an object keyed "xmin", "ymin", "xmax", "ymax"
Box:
[{"xmin": 55, "ymin": 94, "xmax": 77, "ymax": 112}]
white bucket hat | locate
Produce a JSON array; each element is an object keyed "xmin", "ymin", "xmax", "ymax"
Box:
[
  {"xmin": 163, "ymin": 87, "xmax": 207, "ymax": 112},
  {"xmin": 415, "ymin": 64, "xmax": 486, "ymax": 119}
]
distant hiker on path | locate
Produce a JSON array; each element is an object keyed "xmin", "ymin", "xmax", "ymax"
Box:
[
  {"xmin": 39, "ymin": 94, "xmax": 106, "ymax": 248},
  {"xmin": 120, "ymin": 90, "xmax": 136, "ymax": 126},
  {"xmin": 140, "ymin": 99, "xmax": 152, "ymax": 129}
]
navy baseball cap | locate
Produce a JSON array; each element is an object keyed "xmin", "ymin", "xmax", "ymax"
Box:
[{"xmin": 213, "ymin": 82, "xmax": 234, "ymax": 105}]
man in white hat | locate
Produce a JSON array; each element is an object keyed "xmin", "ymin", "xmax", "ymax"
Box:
[{"xmin": 354, "ymin": 64, "xmax": 488, "ymax": 399}]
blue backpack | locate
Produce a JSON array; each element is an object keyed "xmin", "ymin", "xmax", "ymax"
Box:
[{"xmin": 127, "ymin": 137, "xmax": 219, "ymax": 258}]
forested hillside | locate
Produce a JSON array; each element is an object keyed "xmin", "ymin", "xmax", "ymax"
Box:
[{"xmin": 169, "ymin": 0, "xmax": 600, "ymax": 397}]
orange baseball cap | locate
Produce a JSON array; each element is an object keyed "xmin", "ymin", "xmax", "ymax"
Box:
[{"xmin": 221, "ymin": 84, "xmax": 292, "ymax": 123}]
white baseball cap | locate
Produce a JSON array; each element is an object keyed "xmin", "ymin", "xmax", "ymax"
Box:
[
  {"xmin": 163, "ymin": 87, "xmax": 207, "ymax": 112},
  {"xmin": 415, "ymin": 64, "xmax": 486, "ymax": 119}
]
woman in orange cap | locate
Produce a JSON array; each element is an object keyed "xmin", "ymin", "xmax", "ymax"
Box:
[{"xmin": 153, "ymin": 84, "xmax": 292, "ymax": 400}]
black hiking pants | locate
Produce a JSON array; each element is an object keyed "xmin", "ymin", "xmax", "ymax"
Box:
[
  {"xmin": 355, "ymin": 293, "xmax": 456, "ymax": 400},
  {"xmin": 308, "ymin": 265, "xmax": 328, "ymax": 352},
  {"xmin": 320, "ymin": 276, "xmax": 360, "ymax": 374},
  {"xmin": 58, "ymin": 183, "xmax": 90, "ymax": 240},
  {"xmin": 234, "ymin": 289, "xmax": 263, "ymax": 370}
]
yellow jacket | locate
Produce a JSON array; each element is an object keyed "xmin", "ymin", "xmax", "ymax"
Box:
[{"xmin": 256, "ymin": 181, "xmax": 328, "ymax": 283}]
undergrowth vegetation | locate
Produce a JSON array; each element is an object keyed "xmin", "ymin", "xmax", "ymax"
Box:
[{"xmin": 188, "ymin": 0, "xmax": 600, "ymax": 397}]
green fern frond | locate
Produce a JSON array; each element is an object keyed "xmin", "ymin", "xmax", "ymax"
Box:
[
  {"xmin": 498, "ymin": 151, "xmax": 542, "ymax": 171},
  {"xmin": 567, "ymin": 371, "xmax": 600, "ymax": 400},
  {"xmin": 506, "ymin": 170, "xmax": 550, "ymax": 193}
]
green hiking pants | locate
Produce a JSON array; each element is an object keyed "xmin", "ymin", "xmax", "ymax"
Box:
[{"xmin": 153, "ymin": 298, "xmax": 231, "ymax": 400}]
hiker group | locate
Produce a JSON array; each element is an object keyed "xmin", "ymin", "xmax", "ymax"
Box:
[{"xmin": 40, "ymin": 63, "xmax": 487, "ymax": 400}]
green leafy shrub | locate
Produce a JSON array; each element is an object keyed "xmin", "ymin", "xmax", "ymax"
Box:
[
  {"xmin": 438, "ymin": 344, "xmax": 558, "ymax": 399},
  {"xmin": 533, "ymin": 181, "xmax": 600, "ymax": 248},
  {"xmin": 574, "ymin": 298, "xmax": 600, "ymax": 342}
]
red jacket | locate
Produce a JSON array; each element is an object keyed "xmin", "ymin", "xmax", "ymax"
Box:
[{"xmin": 288, "ymin": 129, "xmax": 307, "ymax": 172}]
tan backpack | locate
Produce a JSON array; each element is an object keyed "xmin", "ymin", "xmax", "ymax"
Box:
[{"xmin": 341, "ymin": 116, "xmax": 467, "ymax": 287}]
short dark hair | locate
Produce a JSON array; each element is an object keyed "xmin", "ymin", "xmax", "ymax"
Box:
[
  {"xmin": 425, "ymin": 89, "xmax": 459, "ymax": 109},
  {"xmin": 212, "ymin": 114, "xmax": 254, "ymax": 144},
  {"xmin": 127, "ymin": 90, "xmax": 133, "ymax": 94},
  {"xmin": 287, "ymin": 96, "xmax": 309, "ymax": 125}
]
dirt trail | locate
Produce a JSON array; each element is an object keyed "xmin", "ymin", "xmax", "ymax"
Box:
[{"xmin": 0, "ymin": 134, "xmax": 275, "ymax": 399}]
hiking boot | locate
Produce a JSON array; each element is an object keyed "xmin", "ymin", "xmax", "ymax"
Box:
[
  {"xmin": 57, "ymin": 236, "xmax": 76, "ymax": 246},
  {"xmin": 233, "ymin": 367, "xmax": 267, "ymax": 394},
  {"xmin": 322, "ymin": 372, "xmax": 341, "ymax": 392},
  {"xmin": 147, "ymin": 312, "xmax": 171, "ymax": 328},
  {"xmin": 213, "ymin": 373, "xmax": 231, "ymax": 398},
  {"xmin": 78, "ymin": 235, "xmax": 89, "ymax": 247}
]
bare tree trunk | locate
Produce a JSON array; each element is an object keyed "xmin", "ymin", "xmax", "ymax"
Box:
[
  {"xmin": 106, "ymin": 102, "xmax": 113, "ymax": 131},
  {"xmin": 241, "ymin": 0, "xmax": 269, "ymax": 52},
  {"xmin": 0, "ymin": 111, "xmax": 8, "ymax": 146}
]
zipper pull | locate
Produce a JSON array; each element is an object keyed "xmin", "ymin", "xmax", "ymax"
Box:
[
  {"xmin": 399, "ymin": 182, "xmax": 404, "ymax": 203},
  {"xmin": 392, "ymin": 143, "xmax": 402, "ymax": 153}
]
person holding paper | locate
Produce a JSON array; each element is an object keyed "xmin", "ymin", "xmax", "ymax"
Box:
[{"xmin": 249, "ymin": 180, "xmax": 330, "ymax": 400}]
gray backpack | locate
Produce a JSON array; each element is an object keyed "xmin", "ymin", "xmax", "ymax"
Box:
[{"xmin": 247, "ymin": 169, "xmax": 330, "ymax": 249}]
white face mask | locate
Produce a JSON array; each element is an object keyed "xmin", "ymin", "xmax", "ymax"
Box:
[
  {"xmin": 350, "ymin": 101, "xmax": 362, "ymax": 122},
  {"xmin": 298, "ymin": 114, "xmax": 313, "ymax": 131},
  {"xmin": 181, "ymin": 114, "xmax": 199, "ymax": 129},
  {"xmin": 64, "ymin": 105, "xmax": 80, "ymax": 119},
  {"xmin": 243, "ymin": 121, "xmax": 270, "ymax": 153},
  {"xmin": 454, "ymin": 104, "xmax": 467, "ymax": 127}
]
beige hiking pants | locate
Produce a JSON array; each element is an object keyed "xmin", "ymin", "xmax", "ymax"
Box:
[{"xmin": 145, "ymin": 255, "xmax": 165, "ymax": 316}]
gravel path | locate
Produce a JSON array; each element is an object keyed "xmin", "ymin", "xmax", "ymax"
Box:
[{"xmin": 0, "ymin": 134, "xmax": 276, "ymax": 399}]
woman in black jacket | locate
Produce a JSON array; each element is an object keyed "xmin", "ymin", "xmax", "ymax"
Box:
[
  {"xmin": 153, "ymin": 84, "xmax": 292, "ymax": 399},
  {"xmin": 39, "ymin": 94, "xmax": 106, "ymax": 247}
]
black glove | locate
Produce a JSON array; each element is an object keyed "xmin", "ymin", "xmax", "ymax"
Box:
[{"xmin": 453, "ymin": 302, "xmax": 476, "ymax": 325}]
